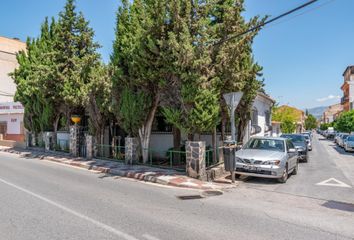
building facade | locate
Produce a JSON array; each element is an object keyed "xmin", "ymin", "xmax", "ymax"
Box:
[
  {"xmin": 0, "ymin": 36, "xmax": 26, "ymax": 141},
  {"xmin": 322, "ymin": 103, "xmax": 343, "ymax": 124},
  {"xmin": 243, "ymin": 92, "xmax": 275, "ymax": 142},
  {"xmin": 341, "ymin": 66, "xmax": 354, "ymax": 112}
]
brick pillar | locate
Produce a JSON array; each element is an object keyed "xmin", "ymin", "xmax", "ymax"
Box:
[
  {"xmin": 70, "ymin": 125, "xmax": 78, "ymax": 157},
  {"xmin": 186, "ymin": 141, "xmax": 206, "ymax": 181},
  {"xmin": 86, "ymin": 135, "xmax": 93, "ymax": 160},
  {"xmin": 44, "ymin": 132, "xmax": 54, "ymax": 152},
  {"xmin": 125, "ymin": 137, "xmax": 139, "ymax": 164}
]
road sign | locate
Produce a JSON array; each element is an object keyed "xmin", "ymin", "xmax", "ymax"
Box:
[
  {"xmin": 316, "ymin": 178, "xmax": 352, "ymax": 188},
  {"xmin": 223, "ymin": 92, "xmax": 243, "ymax": 142}
]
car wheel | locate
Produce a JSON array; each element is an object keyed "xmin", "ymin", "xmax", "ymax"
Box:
[
  {"xmin": 277, "ymin": 164, "xmax": 288, "ymax": 183},
  {"xmin": 235, "ymin": 174, "xmax": 241, "ymax": 179},
  {"xmin": 292, "ymin": 161, "xmax": 298, "ymax": 175},
  {"xmin": 303, "ymin": 155, "xmax": 308, "ymax": 163}
]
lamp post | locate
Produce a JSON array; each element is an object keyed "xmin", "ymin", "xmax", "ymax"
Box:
[
  {"xmin": 223, "ymin": 92, "xmax": 243, "ymax": 183},
  {"xmin": 71, "ymin": 115, "xmax": 81, "ymax": 125}
]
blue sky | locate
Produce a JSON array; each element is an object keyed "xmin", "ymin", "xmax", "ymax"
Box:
[{"xmin": 1, "ymin": 0, "xmax": 352, "ymax": 109}]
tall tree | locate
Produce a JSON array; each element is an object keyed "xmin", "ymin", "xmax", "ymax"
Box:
[
  {"xmin": 305, "ymin": 114, "xmax": 317, "ymax": 130},
  {"xmin": 53, "ymin": 0, "xmax": 100, "ymax": 125}
]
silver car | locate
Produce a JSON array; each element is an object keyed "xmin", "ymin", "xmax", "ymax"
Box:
[
  {"xmin": 338, "ymin": 134, "xmax": 349, "ymax": 148},
  {"xmin": 235, "ymin": 137, "xmax": 299, "ymax": 183},
  {"xmin": 344, "ymin": 135, "xmax": 354, "ymax": 152}
]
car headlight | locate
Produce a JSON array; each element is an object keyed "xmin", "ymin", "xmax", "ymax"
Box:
[{"xmin": 263, "ymin": 160, "xmax": 281, "ymax": 165}]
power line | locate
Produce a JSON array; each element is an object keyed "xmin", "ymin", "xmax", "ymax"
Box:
[
  {"xmin": 264, "ymin": 0, "xmax": 335, "ymax": 30},
  {"xmin": 214, "ymin": 0, "xmax": 320, "ymax": 46}
]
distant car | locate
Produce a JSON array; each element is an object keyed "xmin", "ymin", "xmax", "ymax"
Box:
[
  {"xmin": 302, "ymin": 134, "xmax": 312, "ymax": 151},
  {"xmin": 281, "ymin": 134, "xmax": 308, "ymax": 162},
  {"xmin": 344, "ymin": 135, "xmax": 354, "ymax": 152},
  {"xmin": 338, "ymin": 134, "xmax": 349, "ymax": 148},
  {"xmin": 302, "ymin": 131, "xmax": 312, "ymax": 139},
  {"xmin": 235, "ymin": 137, "xmax": 299, "ymax": 183}
]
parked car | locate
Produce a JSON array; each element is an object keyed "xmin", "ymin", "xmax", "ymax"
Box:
[
  {"xmin": 338, "ymin": 134, "xmax": 349, "ymax": 148},
  {"xmin": 302, "ymin": 131, "xmax": 313, "ymax": 139},
  {"xmin": 334, "ymin": 133, "xmax": 342, "ymax": 144},
  {"xmin": 281, "ymin": 134, "xmax": 308, "ymax": 162},
  {"xmin": 344, "ymin": 135, "xmax": 354, "ymax": 152},
  {"xmin": 235, "ymin": 137, "xmax": 298, "ymax": 183},
  {"xmin": 302, "ymin": 134, "xmax": 312, "ymax": 151}
]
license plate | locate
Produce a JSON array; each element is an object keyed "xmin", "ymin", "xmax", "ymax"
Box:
[{"xmin": 244, "ymin": 165, "xmax": 258, "ymax": 171}]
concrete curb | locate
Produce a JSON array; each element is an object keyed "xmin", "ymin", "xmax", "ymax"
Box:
[{"xmin": 0, "ymin": 147, "xmax": 233, "ymax": 190}]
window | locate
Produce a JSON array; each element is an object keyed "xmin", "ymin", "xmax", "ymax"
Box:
[
  {"xmin": 251, "ymin": 108, "xmax": 258, "ymax": 126},
  {"xmin": 265, "ymin": 110, "xmax": 271, "ymax": 126}
]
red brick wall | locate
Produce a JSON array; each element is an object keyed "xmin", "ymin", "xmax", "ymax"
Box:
[{"xmin": 5, "ymin": 134, "xmax": 25, "ymax": 142}]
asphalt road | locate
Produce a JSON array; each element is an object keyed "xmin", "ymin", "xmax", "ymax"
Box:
[{"xmin": 0, "ymin": 134, "xmax": 353, "ymax": 240}]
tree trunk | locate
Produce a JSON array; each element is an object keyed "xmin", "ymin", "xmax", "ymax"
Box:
[
  {"xmin": 172, "ymin": 127, "xmax": 181, "ymax": 164},
  {"xmin": 212, "ymin": 127, "xmax": 217, "ymax": 164},
  {"xmin": 52, "ymin": 114, "xmax": 61, "ymax": 151},
  {"xmin": 139, "ymin": 94, "xmax": 160, "ymax": 163}
]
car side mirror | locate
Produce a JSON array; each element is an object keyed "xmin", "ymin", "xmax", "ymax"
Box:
[{"xmin": 288, "ymin": 148, "xmax": 296, "ymax": 153}]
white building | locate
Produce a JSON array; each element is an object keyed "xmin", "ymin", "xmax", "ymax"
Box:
[
  {"xmin": 0, "ymin": 36, "xmax": 26, "ymax": 142},
  {"xmin": 243, "ymin": 92, "xmax": 275, "ymax": 143}
]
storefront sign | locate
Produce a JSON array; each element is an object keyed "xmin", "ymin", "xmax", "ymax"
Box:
[{"xmin": 0, "ymin": 102, "xmax": 24, "ymax": 114}]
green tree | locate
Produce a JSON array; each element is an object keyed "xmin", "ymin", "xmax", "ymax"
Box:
[
  {"xmin": 305, "ymin": 114, "xmax": 317, "ymax": 130},
  {"xmin": 281, "ymin": 119, "xmax": 296, "ymax": 134},
  {"xmin": 334, "ymin": 110, "xmax": 354, "ymax": 133},
  {"xmin": 53, "ymin": 0, "xmax": 100, "ymax": 124}
]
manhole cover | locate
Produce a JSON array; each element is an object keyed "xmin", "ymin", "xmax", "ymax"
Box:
[{"xmin": 201, "ymin": 190, "xmax": 223, "ymax": 197}]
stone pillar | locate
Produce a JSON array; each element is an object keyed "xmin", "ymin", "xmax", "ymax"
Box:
[
  {"xmin": 125, "ymin": 137, "xmax": 139, "ymax": 165},
  {"xmin": 44, "ymin": 132, "xmax": 54, "ymax": 152},
  {"xmin": 70, "ymin": 125, "xmax": 79, "ymax": 157},
  {"xmin": 86, "ymin": 135, "xmax": 93, "ymax": 160},
  {"xmin": 186, "ymin": 141, "xmax": 206, "ymax": 181}
]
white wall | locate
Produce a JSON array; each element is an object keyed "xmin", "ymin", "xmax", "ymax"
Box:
[{"xmin": 0, "ymin": 113, "xmax": 23, "ymax": 134}]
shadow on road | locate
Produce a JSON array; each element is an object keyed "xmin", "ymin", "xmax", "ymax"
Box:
[
  {"xmin": 330, "ymin": 144, "xmax": 354, "ymax": 156},
  {"xmin": 322, "ymin": 200, "xmax": 354, "ymax": 212}
]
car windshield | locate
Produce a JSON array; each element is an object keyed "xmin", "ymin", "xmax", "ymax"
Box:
[
  {"xmin": 244, "ymin": 138, "xmax": 285, "ymax": 152},
  {"xmin": 347, "ymin": 136, "xmax": 354, "ymax": 141},
  {"xmin": 343, "ymin": 135, "xmax": 349, "ymax": 139},
  {"xmin": 281, "ymin": 135, "xmax": 305, "ymax": 143}
]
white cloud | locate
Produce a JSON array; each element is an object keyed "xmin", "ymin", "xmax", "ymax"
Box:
[{"xmin": 316, "ymin": 95, "xmax": 341, "ymax": 102}]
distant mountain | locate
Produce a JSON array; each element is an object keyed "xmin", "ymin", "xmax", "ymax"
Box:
[{"xmin": 306, "ymin": 106, "xmax": 328, "ymax": 119}]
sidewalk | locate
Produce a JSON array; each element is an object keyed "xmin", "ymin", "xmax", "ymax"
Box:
[{"xmin": 0, "ymin": 146, "xmax": 235, "ymax": 191}]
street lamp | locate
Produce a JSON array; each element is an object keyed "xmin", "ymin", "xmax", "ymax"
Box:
[
  {"xmin": 71, "ymin": 115, "xmax": 81, "ymax": 125},
  {"xmin": 223, "ymin": 92, "xmax": 243, "ymax": 183}
]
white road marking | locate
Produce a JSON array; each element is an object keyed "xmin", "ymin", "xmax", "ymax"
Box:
[
  {"xmin": 316, "ymin": 178, "xmax": 352, "ymax": 188},
  {"xmin": 142, "ymin": 233, "xmax": 161, "ymax": 240},
  {"xmin": 0, "ymin": 177, "xmax": 139, "ymax": 240}
]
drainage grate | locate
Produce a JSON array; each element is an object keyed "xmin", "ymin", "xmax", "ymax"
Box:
[{"xmin": 177, "ymin": 195, "xmax": 204, "ymax": 200}]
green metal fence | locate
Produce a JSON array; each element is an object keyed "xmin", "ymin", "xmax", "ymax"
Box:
[
  {"xmin": 95, "ymin": 144, "xmax": 126, "ymax": 162},
  {"xmin": 93, "ymin": 144, "xmax": 222, "ymax": 172}
]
